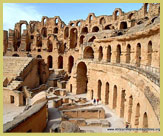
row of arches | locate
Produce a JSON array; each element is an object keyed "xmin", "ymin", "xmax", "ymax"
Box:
[
  {"xmin": 90, "ymin": 80, "xmax": 148, "ymax": 128},
  {"xmin": 46, "ymin": 55, "xmax": 74, "ymax": 73},
  {"xmin": 83, "ymin": 40, "xmax": 153, "ymax": 67}
]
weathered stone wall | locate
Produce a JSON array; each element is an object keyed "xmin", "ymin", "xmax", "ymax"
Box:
[{"xmin": 3, "ymin": 102, "xmax": 47, "ymax": 132}]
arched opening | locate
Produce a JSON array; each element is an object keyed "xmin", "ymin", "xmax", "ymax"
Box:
[
  {"xmin": 128, "ymin": 13, "xmax": 134, "ymax": 20},
  {"xmin": 143, "ymin": 112, "xmax": 148, "ymax": 128},
  {"xmin": 58, "ymin": 43, "xmax": 66, "ymax": 54},
  {"xmin": 113, "ymin": 85, "xmax": 117, "ymax": 109},
  {"xmin": 58, "ymin": 56, "xmax": 63, "ymax": 69},
  {"xmin": 88, "ymin": 36, "xmax": 96, "ymax": 42},
  {"xmin": 136, "ymin": 43, "xmax": 141, "ymax": 67},
  {"xmin": 98, "ymin": 46, "xmax": 103, "ymax": 61},
  {"xmin": 54, "ymin": 27, "xmax": 58, "ymax": 34},
  {"xmin": 120, "ymin": 22, "xmax": 128, "ymax": 29},
  {"xmin": 43, "ymin": 18, "xmax": 47, "ymax": 25},
  {"xmin": 47, "ymin": 55, "xmax": 53, "ymax": 68},
  {"xmin": 92, "ymin": 26, "xmax": 99, "ymax": 32},
  {"xmin": 114, "ymin": 10, "xmax": 119, "ymax": 20},
  {"xmin": 70, "ymin": 84, "xmax": 72, "ymax": 93},
  {"xmin": 20, "ymin": 24, "xmax": 27, "ymax": 35},
  {"xmin": 70, "ymin": 28, "xmax": 77, "ymax": 48},
  {"xmin": 81, "ymin": 27, "xmax": 88, "ymax": 34},
  {"xmin": 10, "ymin": 95, "xmax": 15, "ymax": 103},
  {"xmin": 83, "ymin": 46, "xmax": 94, "ymax": 59},
  {"xmin": 135, "ymin": 103, "xmax": 140, "ymax": 128},
  {"xmin": 126, "ymin": 44, "xmax": 131, "ymax": 63},
  {"xmin": 12, "ymin": 54, "xmax": 19, "ymax": 57},
  {"xmin": 76, "ymin": 21, "xmax": 81, "ymax": 26},
  {"xmin": 91, "ymin": 90, "xmax": 94, "ymax": 100},
  {"xmin": 55, "ymin": 18, "xmax": 58, "ymax": 25},
  {"xmin": 68, "ymin": 56, "xmax": 74, "ymax": 73},
  {"xmin": 37, "ymin": 55, "xmax": 42, "ymax": 58},
  {"xmin": 89, "ymin": 15, "xmax": 93, "ymax": 23},
  {"xmin": 97, "ymin": 80, "xmax": 102, "ymax": 100},
  {"xmin": 80, "ymin": 35, "xmax": 85, "ymax": 45},
  {"xmin": 47, "ymin": 40, "xmax": 53, "ymax": 52},
  {"xmin": 120, "ymin": 90, "xmax": 126, "ymax": 118},
  {"xmin": 128, "ymin": 95, "xmax": 133, "ymax": 124},
  {"xmin": 36, "ymin": 37, "xmax": 42, "ymax": 47},
  {"xmin": 76, "ymin": 62, "xmax": 88, "ymax": 94},
  {"xmin": 116, "ymin": 44, "xmax": 121, "ymax": 63},
  {"xmin": 100, "ymin": 17, "xmax": 106, "ymax": 25},
  {"xmin": 64, "ymin": 27, "xmax": 69, "ymax": 39},
  {"xmin": 41, "ymin": 27, "xmax": 47, "ymax": 37},
  {"xmin": 147, "ymin": 41, "xmax": 152, "ymax": 66},
  {"xmin": 107, "ymin": 45, "xmax": 111, "ymax": 62},
  {"xmin": 104, "ymin": 24, "xmax": 112, "ymax": 30},
  {"xmin": 144, "ymin": 3, "xmax": 149, "ymax": 14},
  {"xmin": 105, "ymin": 82, "xmax": 109, "ymax": 105},
  {"xmin": 29, "ymin": 44, "xmax": 33, "ymax": 52}
]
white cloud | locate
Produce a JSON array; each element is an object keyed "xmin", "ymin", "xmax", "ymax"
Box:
[{"xmin": 3, "ymin": 3, "xmax": 42, "ymax": 30}]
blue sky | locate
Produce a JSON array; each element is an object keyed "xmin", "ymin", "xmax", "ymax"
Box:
[{"xmin": 3, "ymin": 3, "xmax": 143, "ymax": 30}]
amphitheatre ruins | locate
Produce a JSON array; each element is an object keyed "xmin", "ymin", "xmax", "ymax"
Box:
[{"xmin": 3, "ymin": 3, "xmax": 160, "ymax": 133}]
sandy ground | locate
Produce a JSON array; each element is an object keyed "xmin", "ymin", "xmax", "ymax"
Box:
[{"xmin": 3, "ymin": 104, "xmax": 25, "ymax": 124}]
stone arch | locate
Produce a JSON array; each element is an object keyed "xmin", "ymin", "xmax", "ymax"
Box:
[
  {"xmin": 116, "ymin": 44, "xmax": 121, "ymax": 63},
  {"xmin": 76, "ymin": 62, "xmax": 88, "ymax": 94},
  {"xmin": 43, "ymin": 18, "xmax": 47, "ymax": 25},
  {"xmin": 54, "ymin": 18, "xmax": 59, "ymax": 25},
  {"xmin": 128, "ymin": 13, "xmax": 134, "ymax": 20},
  {"xmin": 81, "ymin": 27, "xmax": 88, "ymax": 34},
  {"xmin": 54, "ymin": 27, "xmax": 58, "ymax": 34},
  {"xmin": 120, "ymin": 90, "xmax": 126, "ymax": 118},
  {"xmin": 80, "ymin": 35, "xmax": 85, "ymax": 45},
  {"xmin": 113, "ymin": 85, "xmax": 117, "ymax": 109},
  {"xmin": 58, "ymin": 56, "xmax": 63, "ymax": 69},
  {"xmin": 12, "ymin": 54, "xmax": 19, "ymax": 57},
  {"xmin": 76, "ymin": 21, "xmax": 81, "ymax": 26},
  {"xmin": 105, "ymin": 82, "xmax": 109, "ymax": 105},
  {"xmin": 119, "ymin": 21, "xmax": 128, "ymax": 29},
  {"xmin": 92, "ymin": 26, "xmax": 99, "ymax": 32},
  {"xmin": 20, "ymin": 23, "xmax": 27, "ymax": 34},
  {"xmin": 41, "ymin": 27, "xmax": 47, "ymax": 37},
  {"xmin": 98, "ymin": 46, "xmax": 103, "ymax": 61},
  {"xmin": 107, "ymin": 45, "xmax": 111, "ymax": 62},
  {"xmin": 126, "ymin": 44, "xmax": 131, "ymax": 63},
  {"xmin": 83, "ymin": 46, "xmax": 94, "ymax": 59},
  {"xmin": 64, "ymin": 27, "xmax": 69, "ymax": 39},
  {"xmin": 70, "ymin": 28, "xmax": 78, "ymax": 48},
  {"xmin": 47, "ymin": 55, "xmax": 53, "ymax": 68},
  {"xmin": 68, "ymin": 56, "xmax": 74, "ymax": 73},
  {"xmin": 143, "ymin": 112, "xmax": 148, "ymax": 128},
  {"xmin": 135, "ymin": 103, "xmax": 140, "ymax": 128},
  {"xmin": 99, "ymin": 17, "xmax": 106, "ymax": 25},
  {"xmin": 144, "ymin": 3, "xmax": 149, "ymax": 15},
  {"xmin": 113, "ymin": 8, "xmax": 122, "ymax": 20},
  {"xmin": 104, "ymin": 24, "xmax": 112, "ymax": 30},
  {"xmin": 147, "ymin": 41, "xmax": 152, "ymax": 66},
  {"xmin": 47, "ymin": 39, "xmax": 53, "ymax": 52},
  {"xmin": 88, "ymin": 36, "xmax": 96, "ymax": 42},
  {"xmin": 136, "ymin": 43, "xmax": 141, "ymax": 67},
  {"xmin": 89, "ymin": 14, "xmax": 93, "ymax": 23},
  {"xmin": 97, "ymin": 80, "xmax": 102, "ymax": 100},
  {"xmin": 128, "ymin": 95, "xmax": 133, "ymax": 124}
]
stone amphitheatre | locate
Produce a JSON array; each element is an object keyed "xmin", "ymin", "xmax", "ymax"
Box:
[{"xmin": 3, "ymin": 3, "xmax": 160, "ymax": 133}]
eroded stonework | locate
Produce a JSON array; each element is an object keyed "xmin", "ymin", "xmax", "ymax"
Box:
[{"xmin": 3, "ymin": 3, "xmax": 160, "ymax": 132}]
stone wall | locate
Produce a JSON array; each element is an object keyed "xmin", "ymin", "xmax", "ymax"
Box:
[{"xmin": 3, "ymin": 101, "xmax": 47, "ymax": 132}]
